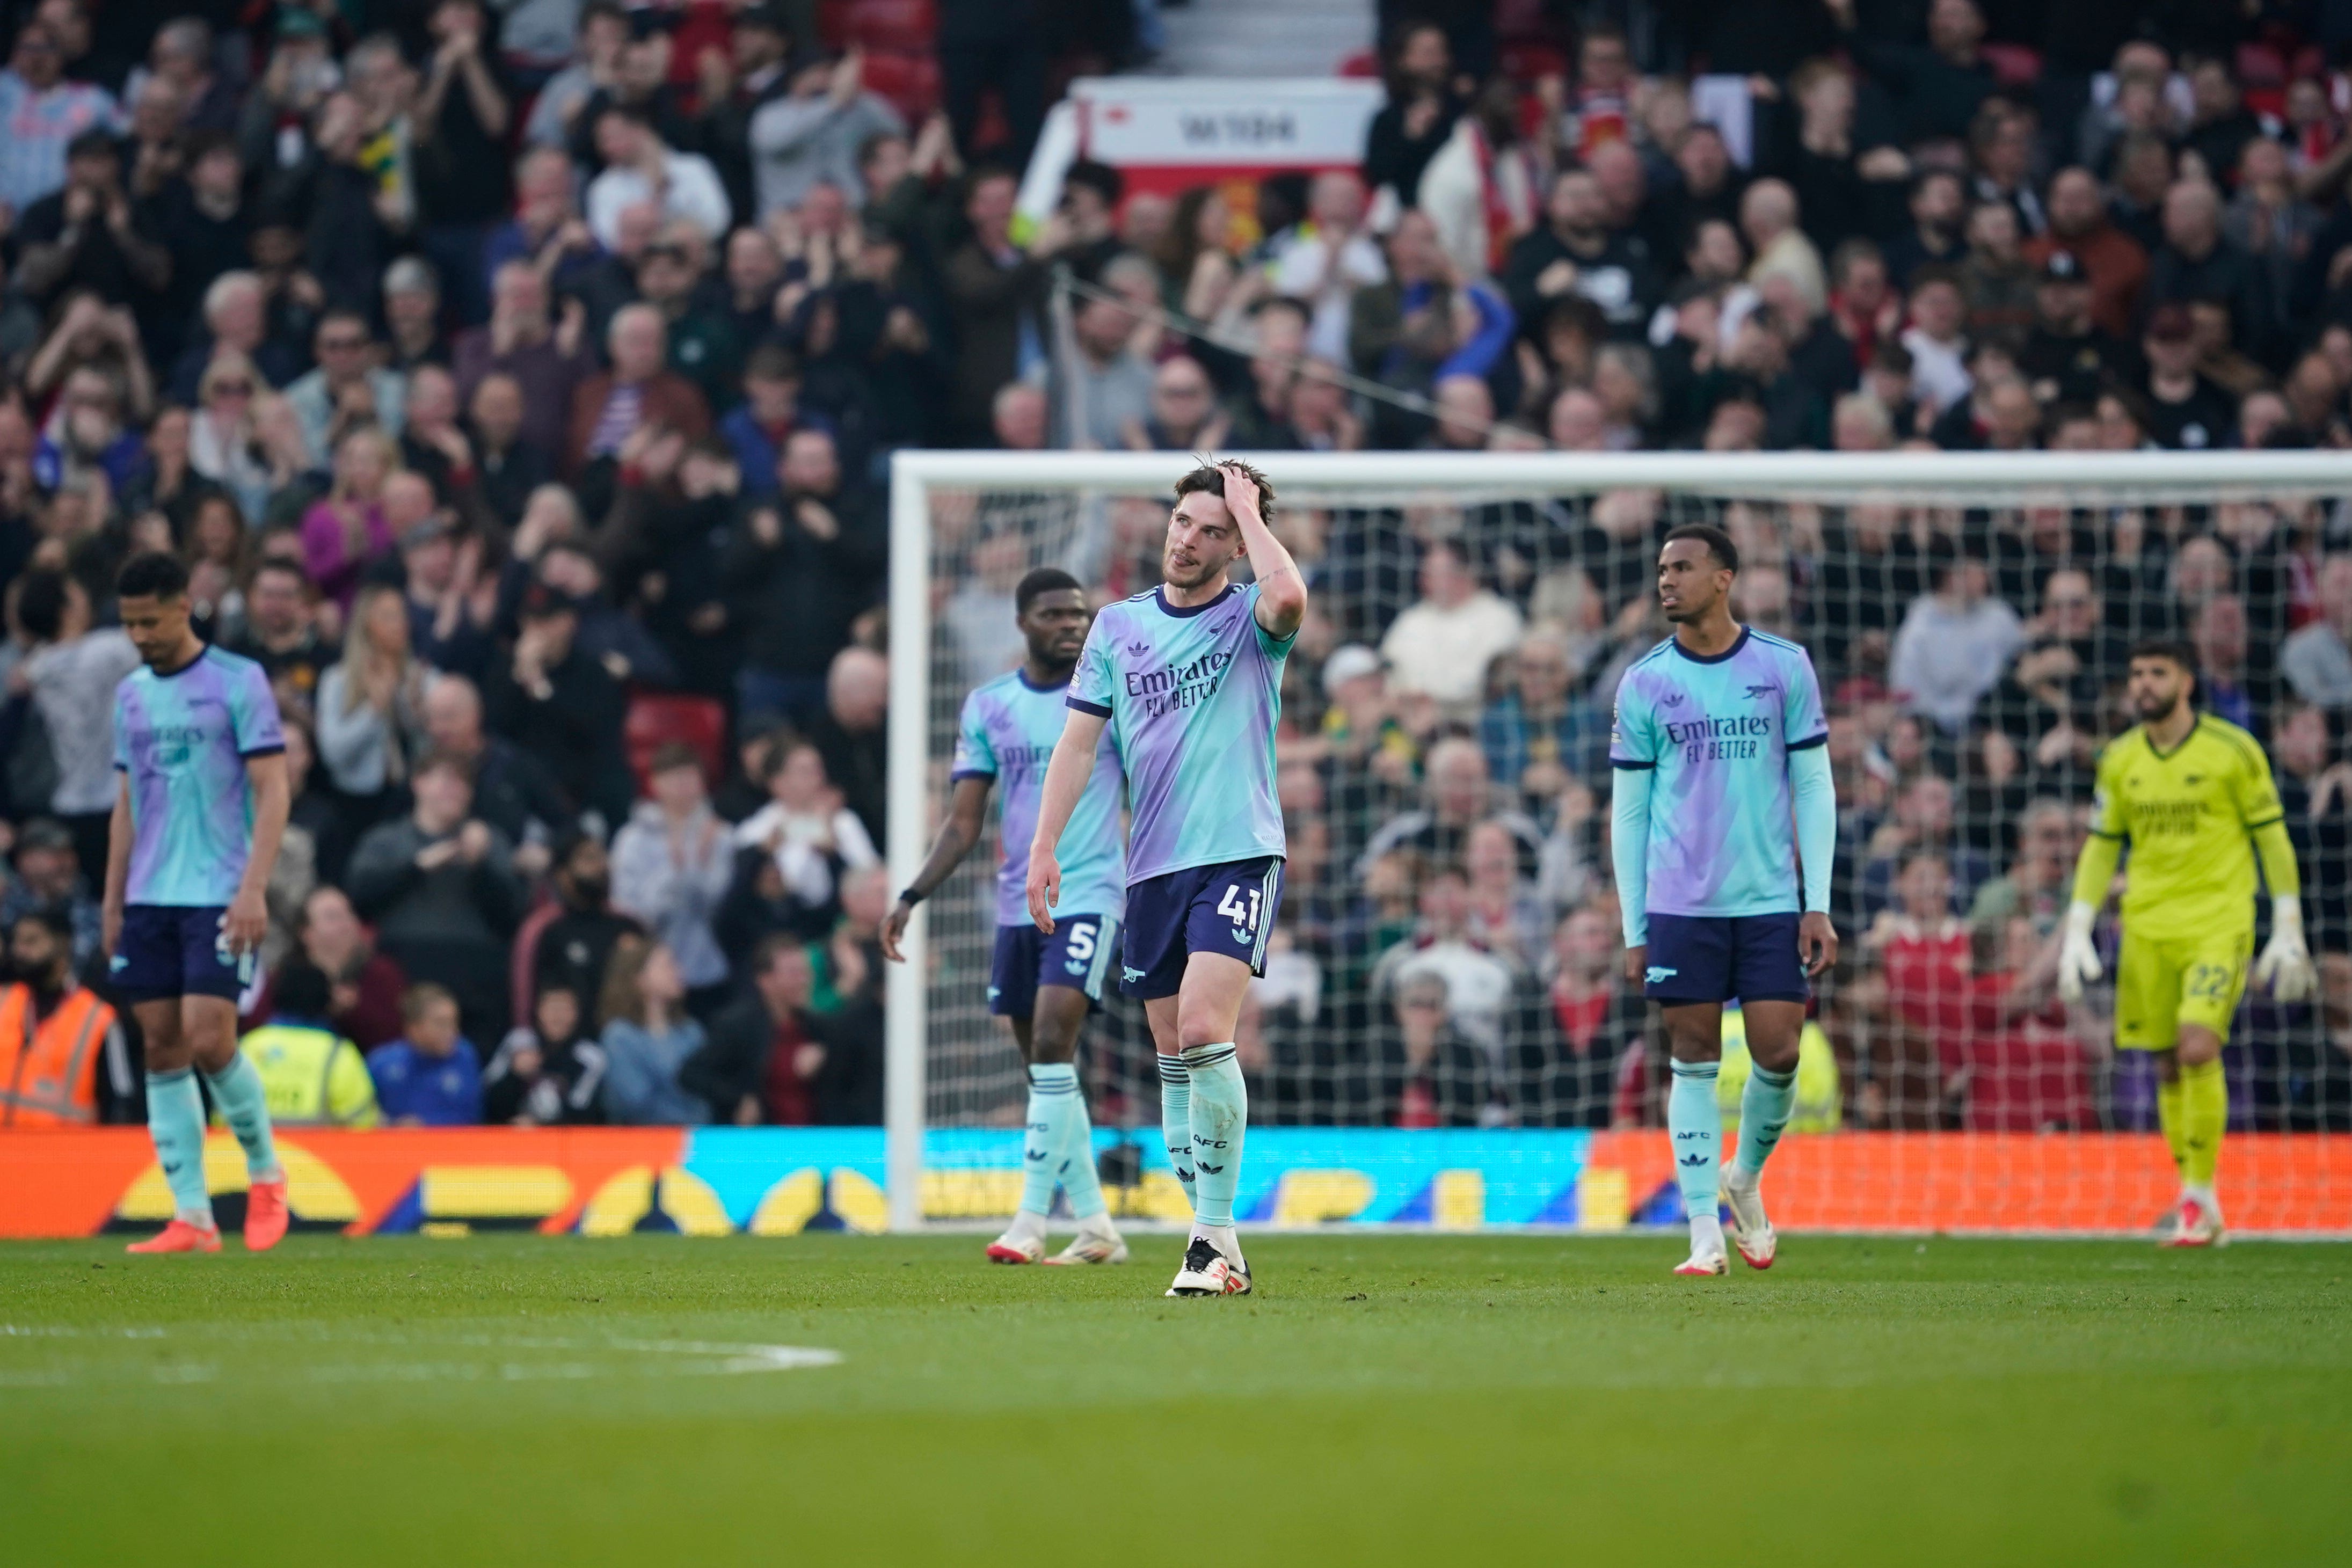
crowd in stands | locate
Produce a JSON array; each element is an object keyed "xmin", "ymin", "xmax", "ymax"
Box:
[{"xmin": 0, "ymin": 0, "xmax": 2350, "ymax": 1137}]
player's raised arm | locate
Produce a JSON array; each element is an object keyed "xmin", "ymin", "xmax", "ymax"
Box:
[
  {"xmin": 1026, "ymin": 708, "xmax": 1108, "ymax": 934},
  {"xmin": 880, "ymin": 775, "xmax": 994, "ymax": 962},
  {"xmin": 1220, "ymin": 461, "xmax": 1306, "ymax": 641}
]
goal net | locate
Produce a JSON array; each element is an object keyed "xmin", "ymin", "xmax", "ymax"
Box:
[{"xmin": 883, "ymin": 450, "xmax": 2352, "ymax": 1235}]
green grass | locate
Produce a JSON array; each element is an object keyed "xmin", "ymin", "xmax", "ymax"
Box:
[{"xmin": 4, "ymin": 1233, "xmax": 2349, "ymax": 1566}]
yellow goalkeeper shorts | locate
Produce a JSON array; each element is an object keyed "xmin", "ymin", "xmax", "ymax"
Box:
[{"xmin": 2113, "ymin": 925, "xmax": 2253, "ymax": 1051}]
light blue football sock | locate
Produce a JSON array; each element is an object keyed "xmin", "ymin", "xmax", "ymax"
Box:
[
  {"xmin": 1182, "ymin": 1044, "xmax": 1248, "ymax": 1230},
  {"xmin": 145, "ymin": 1068, "xmax": 215, "ymax": 1227},
  {"xmin": 1733, "ymin": 1061, "xmax": 1798, "ymax": 1179},
  {"xmin": 1667, "ymin": 1060, "xmax": 1721, "ymax": 1221},
  {"xmin": 1159, "ymin": 1055, "xmax": 1197, "ymax": 1215},
  {"xmin": 1016, "ymin": 1067, "xmax": 1063, "ymax": 1213},
  {"xmin": 200, "ymin": 1053, "xmax": 280, "ymax": 1182},
  {"xmin": 1044, "ymin": 1064, "xmax": 1109, "ymax": 1222}
]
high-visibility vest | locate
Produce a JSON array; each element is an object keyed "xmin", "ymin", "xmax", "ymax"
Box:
[
  {"xmin": 0, "ymin": 984, "xmax": 113, "ymax": 1127},
  {"xmin": 237, "ymin": 1023, "xmax": 382, "ymax": 1128}
]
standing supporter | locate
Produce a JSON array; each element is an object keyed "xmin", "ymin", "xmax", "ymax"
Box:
[
  {"xmin": 611, "ymin": 745, "xmax": 736, "ymax": 1015},
  {"xmin": 345, "ymin": 749, "xmax": 526, "ymax": 1043},
  {"xmin": 725, "ymin": 428, "xmax": 882, "ymax": 732},
  {"xmin": 685, "ymin": 933, "xmax": 876, "ymax": 1125}
]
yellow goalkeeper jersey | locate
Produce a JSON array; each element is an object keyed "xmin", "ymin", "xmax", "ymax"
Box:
[{"xmin": 2082, "ymin": 716, "xmax": 2297, "ymax": 940}]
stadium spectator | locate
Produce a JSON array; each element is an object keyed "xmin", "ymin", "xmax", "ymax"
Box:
[
  {"xmin": 2283, "ymin": 555, "xmax": 2352, "ymax": 708},
  {"xmin": 483, "ymin": 981, "xmax": 608, "ymax": 1126},
  {"xmin": 726, "ymin": 428, "xmax": 883, "ymax": 733},
  {"xmin": 266, "ymin": 885, "xmax": 407, "ymax": 1052},
  {"xmin": 419, "ymin": 673, "xmax": 570, "ymax": 850},
  {"xmin": 1363, "ymin": 21, "xmax": 1459, "ymax": 212},
  {"xmin": 315, "ymin": 585, "xmax": 431, "ymax": 813},
  {"xmin": 515, "ymin": 826, "xmax": 641, "ymax": 1027},
  {"xmin": 1523, "ymin": 903, "xmax": 1641, "ymax": 1128},
  {"xmin": 368, "ymin": 982, "xmax": 484, "ymax": 1127},
  {"xmin": 237, "ymin": 961, "xmax": 382, "ymax": 1128},
  {"xmin": 345, "ymin": 749, "xmax": 527, "ymax": 1043},
  {"xmin": 611, "ymin": 744, "xmax": 735, "ymax": 1011},
  {"xmin": 598, "ymin": 935, "xmax": 711, "ymax": 1125},
  {"xmin": 0, "ymin": 819, "xmax": 101, "ymax": 975},
  {"xmin": 686, "ymin": 933, "xmax": 875, "ymax": 1125},
  {"xmin": 1480, "ymin": 627, "xmax": 1607, "ymax": 807},
  {"xmin": 585, "ymin": 103, "xmax": 730, "ymax": 250},
  {"xmin": 12, "ymin": 568, "xmax": 136, "ymax": 874},
  {"xmin": 1377, "ymin": 970, "xmax": 1490, "ymax": 1127},
  {"xmin": 1890, "ymin": 547, "xmax": 2024, "ymax": 732},
  {"xmin": 1379, "ymin": 540, "xmax": 1524, "ymax": 711},
  {"xmin": 482, "ymin": 582, "xmax": 632, "ymax": 829},
  {"xmin": 0, "ymin": 907, "xmax": 123, "ymax": 1126}
]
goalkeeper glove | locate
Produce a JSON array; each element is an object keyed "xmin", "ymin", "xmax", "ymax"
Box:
[
  {"xmin": 2255, "ymin": 896, "xmax": 2317, "ymax": 1003},
  {"xmin": 2057, "ymin": 901, "xmax": 2103, "ymax": 1003}
]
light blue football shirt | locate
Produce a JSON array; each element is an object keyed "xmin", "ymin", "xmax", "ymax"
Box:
[
  {"xmin": 1069, "ymin": 582, "xmax": 1292, "ymax": 884},
  {"xmin": 112, "ymin": 645, "xmax": 285, "ymax": 907},
  {"xmin": 1609, "ymin": 628, "xmax": 1827, "ymax": 918},
  {"xmin": 953, "ymin": 669, "xmax": 1126, "ymax": 924}
]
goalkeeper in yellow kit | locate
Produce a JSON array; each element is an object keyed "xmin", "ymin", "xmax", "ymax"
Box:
[{"xmin": 2057, "ymin": 641, "xmax": 2313, "ymax": 1246}]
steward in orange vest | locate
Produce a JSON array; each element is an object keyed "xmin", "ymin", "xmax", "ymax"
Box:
[{"xmin": 0, "ymin": 908, "xmax": 124, "ymax": 1127}]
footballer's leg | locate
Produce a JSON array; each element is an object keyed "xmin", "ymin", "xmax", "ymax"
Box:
[
  {"xmin": 987, "ymin": 927, "xmax": 1053, "ymax": 1263},
  {"xmin": 1661, "ymin": 1002, "xmax": 1729, "ymax": 1276},
  {"xmin": 187, "ymin": 990, "xmax": 287, "ymax": 1253},
  {"xmin": 126, "ymin": 991, "xmax": 219, "ymax": 1255},
  {"xmin": 1030, "ymin": 978, "xmax": 1126, "ymax": 1266},
  {"xmin": 988, "ymin": 1016, "xmax": 1055, "ymax": 1264},
  {"xmin": 1722, "ymin": 997, "xmax": 1803, "ymax": 1271},
  {"xmin": 1168, "ymin": 951, "xmax": 1258, "ymax": 1297}
]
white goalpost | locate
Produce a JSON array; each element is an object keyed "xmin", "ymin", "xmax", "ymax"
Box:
[{"xmin": 885, "ymin": 449, "xmax": 2352, "ymax": 1236}]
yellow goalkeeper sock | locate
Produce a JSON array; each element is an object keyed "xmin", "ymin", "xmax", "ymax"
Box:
[
  {"xmin": 2178, "ymin": 1058, "xmax": 2226, "ymax": 1192},
  {"xmin": 2156, "ymin": 1073, "xmax": 2187, "ymax": 1178}
]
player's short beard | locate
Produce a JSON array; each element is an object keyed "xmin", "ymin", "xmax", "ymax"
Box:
[{"xmin": 2135, "ymin": 687, "xmax": 2184, "ymax": 724}]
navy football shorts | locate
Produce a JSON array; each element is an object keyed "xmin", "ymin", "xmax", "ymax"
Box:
[
  {"xmin": 1120, "ymin": 857, "xmax": 1285, "ymax": 1001},
  {"xmin": 1643, "ymin": 911, "xmax": 1808, "ymax": 1006},
  {"xmin": 110, "ymin": 905, "xmax": 252, "ymax": 1005},
  {"xmin": 989, "ymin": 913, "xmax": 1120, "ymax": 1018}
]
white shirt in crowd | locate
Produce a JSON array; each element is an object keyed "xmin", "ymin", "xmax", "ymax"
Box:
[{"xmin": 1380, "ymin": 591, "xmax": 1527, "ymax": 707}]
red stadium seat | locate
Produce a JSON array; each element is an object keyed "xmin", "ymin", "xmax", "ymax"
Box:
[
  {"xmin": 817, "ymin": 0, "xmax": 853, "ymax": 48},
  {"xmin": 1338, "ymin": 48, "xmax": 1379, "ymax": 78},
  {"xmin": 842, "ymin": 0, "xmax": 937, "ymax": 50},
  {"xmin": 2237, "ymin": 43, "xmax": 2287, "ymax": 88},
  {"xmin": 624, "ymin": 693, "xmax": 728, "ymax": 794},
  {"xmin": 860, "ymin": 49, "xmax": 942, "ymax": 121}
]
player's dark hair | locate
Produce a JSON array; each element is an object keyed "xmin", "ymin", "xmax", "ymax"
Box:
[
  {"xmin": 14, "ymin": 568, "xmax": 68, "ymax": 642},
  {"xmin": 116, "ymin": 551, "xmax": 190, "ymax": 602},
  {"xmin": 1174, "ymin": 459, "xmax": 1275, "ymax": 517},
  {"xmin": 1663, "ymin": 522, "xmax": 1738, "ymax": 573},
  {"xmin": 2130, "ymin": 638, "xmax": 2201, "ymax": 699},
  {"xmin": 274, "ymin": 960, "xmax": 334, "ymax": 1019},
  {"xmin": 1015, "ymin": 566, "xmax": 1084, "ymax": 615}
]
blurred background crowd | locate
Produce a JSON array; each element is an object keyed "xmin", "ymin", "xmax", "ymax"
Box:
[{"xmin": 1, "ymin": 0, "xmax": 2350, "ymax": 1139}]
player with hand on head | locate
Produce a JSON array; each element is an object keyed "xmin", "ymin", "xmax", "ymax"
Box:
[
  {"xmin": 106, "ymin": 552, "xmax": 293, "ymax": 1255},
  {"xmin": 1611, "ymin": 524, "xmax": 1837, "ymax": 1277},
  {"xmin": 2056, "ymin": 641, "xmax": 2311, "ymax": 1248},
  {"xmin": 1028, "ymin": 461, "xmax": 1305, "ymax": 1298},
  {"xmin": 880, "ymin": 567, "xmax": 1130, "ymax": 1266}
]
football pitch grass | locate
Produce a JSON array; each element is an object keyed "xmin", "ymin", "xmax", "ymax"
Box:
[{"xmin": 4, "ymin": 1234, "xmax": 2349, "ymax": 1566}]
